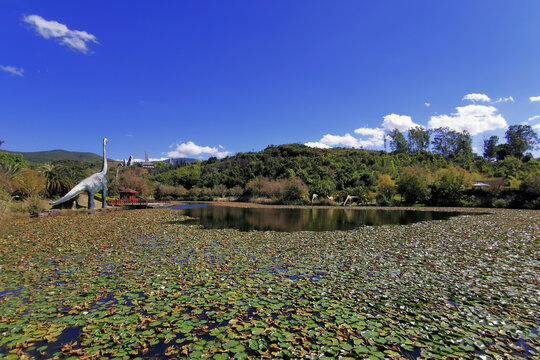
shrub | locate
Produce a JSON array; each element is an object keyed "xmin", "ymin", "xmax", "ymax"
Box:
[
  {"xmin": 0, "ymin": 188, "xmax": 11, "ymax": 214},
  {"xmin": 376, "ymin": 174, "xmax": 396, "ymax": 200},
  {"xmin": 26, "ymin": 196, "xmax": 44, "ymax": 217},
  {"xmin": 492, "ymin": 198, "xmax": 511, "ymax": 208},
  {"xmin": 431, "ymin": 166, "xmax": 472, "ymax": 205},
  {"xmin": 281, "ymin": 177, "xmax": 308, "ymax": 203},
  {"xmin": 397, "ymin": 166, "xmax": 431, "ymax": 204}
]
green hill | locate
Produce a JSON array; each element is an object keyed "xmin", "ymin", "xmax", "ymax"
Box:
[{"xmin": 6, "ymin": 149, "xmax": 102, "ymax": 163}]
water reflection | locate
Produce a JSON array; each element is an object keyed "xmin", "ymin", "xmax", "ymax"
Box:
[{"xmin": 170, "ymin": 205, "xmax": 470, "ymax": 232}]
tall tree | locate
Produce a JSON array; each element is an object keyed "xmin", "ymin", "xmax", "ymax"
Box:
[
  {"xmin": 504, "ymin": 125, "xmax": 540, "ymax": 160},
  {"xmin": 431, "ymin": 128, "xmax": 472, "ymax": 158},
  {"xmin": 388, "ymin": 129, "xmax": 408, "ymax": 153},
  {"xmin": 483, "ymin": 136, "xmax": 499, "ymax": 161},
  {"xmin": 407, "ymin": 127, "xmax": 430, "ymax": 152}
]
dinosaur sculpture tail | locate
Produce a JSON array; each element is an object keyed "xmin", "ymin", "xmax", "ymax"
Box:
[{"xmin": 50, "ymin": 183, "xmax": 85, "ymax": 206}]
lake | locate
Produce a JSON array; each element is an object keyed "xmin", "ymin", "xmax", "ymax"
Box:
[{"xmin": 170, "ymin": 204, "xmax": 473, "ymax": 231}]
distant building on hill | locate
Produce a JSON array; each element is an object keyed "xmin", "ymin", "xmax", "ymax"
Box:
[
  {"xmin": 141, "ymin": 151, "xmax": 154, "ymax": 168},
  {"xmin": 473, "ymin": 178, "xmax": 505, "ymax": 189}
]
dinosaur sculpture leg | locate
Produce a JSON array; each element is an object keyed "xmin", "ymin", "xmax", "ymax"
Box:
[
  {"xmin": 88, "ymin": 191, "xmax": 95, "ymax": 210},
  {"xmin": 102, "ymin": 184, "xmax": 107, "ymax": 208},
  {"xmin": 72, "ymin": 195, "xmax": 78, "ymax": 210}
]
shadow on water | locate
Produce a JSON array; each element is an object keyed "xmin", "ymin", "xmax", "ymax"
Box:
[{"xmin": 169, "ymin": 204, "xmax": 479, "ymax": 232}]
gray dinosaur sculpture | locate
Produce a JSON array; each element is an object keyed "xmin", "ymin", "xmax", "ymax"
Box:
[{"xmin": 50, "ymin": 138, "xmax": 109, "ymax": 209}]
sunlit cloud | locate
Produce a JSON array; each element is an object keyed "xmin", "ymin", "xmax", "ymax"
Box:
[
  {"xmin": 382, "ymin": 114, "xmax": 422, "ymax": 131},
  {"xmin": 23, "ymin": 14, "xmax": 98, "ymax": 53},
  {"xmin": 530, "ymin": 96, "xmax": 540, "ymax": 103},
  {"xmin": 304, "ymin": 142, "xmax": 331, "ymax": 149},
  {"xmin": 0, "ymin": 65, "xmax": 24, "ymax": 77},
  {"xmin": 167, "ymin": 141, "xmax": 230, "ymax": 159},
  {"xmin": 463, "ymin": 93, "xmax": 491, "ymax": 102},
  {"xmin": 493, "ymin": 96, "xmax": 514, "ymax": 103},
  {"xmin": 428, "ymin": 104, "xmax": 507, "ymax": 135}
]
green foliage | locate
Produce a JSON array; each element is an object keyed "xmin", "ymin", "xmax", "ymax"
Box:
[
  {"xmin": 504, "ymin": 125, "xmax": 540, "ymax": 160},
  {"xmin": 494, "ymin": 156, "xmax": 523, "ymax": 178},
  {"xmin": 0, "ymin": 151, "xmax": 27, "ymax": 167},
  {"xmin": 281, "ymin": 177, "xmax": 309, "ymax": 203},
  {"xmin": 483, "ymin": 136, "xmax": 499, "ymax": 161},
  {"xmin": 483, "ymin": 125, "xmax": 540, "ymax": 161},
  {"xmin": 407, "ymin": 126, "xmax": 431, "ymax": 152},
  {"xmin": 388, "ymin": 129, "xmax": 408, "ymax": 153},
  {"xmin": 397, "ymin": 166, "xmax": 431, "ymax": 204},
  {"xmin": 376, "ymin": 174, "xmax": 395, "ymax": 200},
  {"xmin": 0, "ymin": 188, "xmax": 11, "ymax": 214},
  {"xmin": 151, "ymin": 165, "xmax": 201, "ymax": 188},
  {"xmin": 25, "ymin": 196, "xmax": 44, "ymax": 217},
  {"xmin": 42, "ymin": 162, "xmax": 89, "ymax": 198},
  {"xmin": 430, "ymin": 166, "xmax": 471, "ymax": 205},
  {"xmin": 310, "ymin": 179, "xmax": 336, "ymax": 198},
  {"xmin": 520, "ymin": 172, "xmax": 540, "ymax": 196},
  {"xmin": 431, "ymin": 128, "xmax": 472, "ymax": 159}
]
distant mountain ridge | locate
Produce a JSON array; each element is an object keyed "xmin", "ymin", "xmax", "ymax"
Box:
[
  {"xmin": 5, "ymin": 149, "xmax": 198, "ymax": 164},
  {"xmin": 5, "ymin": 149, "xmax": 103, "ymax": 163}
]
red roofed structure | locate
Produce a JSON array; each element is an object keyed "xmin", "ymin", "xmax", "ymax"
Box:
[{"xmin": 119, "ymin": 188, "xmax": 139, "ymax": 201}]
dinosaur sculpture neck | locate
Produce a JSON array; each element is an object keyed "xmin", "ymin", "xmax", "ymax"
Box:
[{"xmin": 101, "ymin": 138, "xmax": 108, "ymax": 174}]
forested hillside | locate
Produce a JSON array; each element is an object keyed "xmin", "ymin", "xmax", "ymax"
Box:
[{"xmin": 1, "ymin": 125, "xmax": 540, "ymax": 215}]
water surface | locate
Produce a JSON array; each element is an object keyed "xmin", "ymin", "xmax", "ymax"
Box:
[{"xmin": 170, "ymin": 204, "xmax": 473, "ymax": 232}]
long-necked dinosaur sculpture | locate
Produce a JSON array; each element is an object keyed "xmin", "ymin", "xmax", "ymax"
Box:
[{"xmin": 50, "ymin": 138, "xmax": 109, "ymax": 209}]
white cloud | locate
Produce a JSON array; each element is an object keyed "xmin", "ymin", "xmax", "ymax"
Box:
[
  {"xmin": 493, "ymin": 96, "xmax": 514, "ymax": 103},
  {"xmin": 463, "ymin": 93, "xmax": 491, "ymax": 103},
  {"xmin": 319, "ymin": 133, "xmax": 362, "ymax": 148},
  {"xmin": 424, "ymin": 102, "xmax": 431, "ymax": 107},
  {"xmin": 353, "ymin": 127, "xmax": 385, "ymax": 147},
  {"xmin": 304, "ymin": 142, "xmax": 331, "ymax": 149},
  {"xmin": 533, "ymin": 124, "xmax": 540, "ymax": 131},
  {"xmin": 306, "ymin": 129, "xmax": 386, "ymax": 150},
  {"xmin": 530, "ymin": 96, "xmax": 540, "ymax": 103},
  {"xmin": 167, "ymin": 141, "xmax": 230, "ymax": 159},
  {"xmin": 526, "ymin": 115, "xmax": 540, "ymax": 123},
  {"xmin": 23, "ymin": 14, "xmax": 98, "ymax": 53},
  {"xmin": 382, "ymin": 114, "xmax": 422, "ymax": 131},
  {"xmin": 0, "ymin": 65, "xmax": 24, "ymax": 77},
  {"xmin": 428, "ymin": 104, "xmax": 507, "ymax": 135}
]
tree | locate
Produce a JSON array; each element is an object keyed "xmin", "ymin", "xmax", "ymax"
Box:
[
  {"xmin": 397, "ymin": 166, "xmax": 431, "ymax": 204},
  {"xmin": 431, "ymin": 128, "xmax": 472, "ymax": 158},
  {"xmin": 282, "ymin": 177, "xmax": 308, "ymax": 202},
  {"xmin": 407, "ymin": 127, "xmax": 430, "ymax": 152},
  {"xmin": 520, "ymin": 172, "xmax": 540, "ymax": 209},
  {"xmin": 310, "ymin": 179, "xmax": 336, "ymax": 198},
  {"xmin": 388, "ymin": 129, "xmax": 408, "ymax": 153},
  {"xmin": 504, "ymin": 125, "xmax": 540, "ymax": 160},
  {"xmin": 430, "ymin": 166, "xmax": 472, "ymax": 205},
  {"xmin": 0, "ymin": 151, "xmax": 26, "ymax": 166},
  {"xmin": 483, "ymin": 136, "xmax": 499, "ymax": 160},
  {"xmin": 376, "ymin": 174, "xmax": 396, "ymax": 200}
]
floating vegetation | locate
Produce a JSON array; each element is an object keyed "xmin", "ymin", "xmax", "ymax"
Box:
[{"xmin": 0, "ymin": 208, "xmax": 539, "ymax": 359}]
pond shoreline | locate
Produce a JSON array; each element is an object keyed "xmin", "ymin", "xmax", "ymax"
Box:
[{"xmin": 176, "ymin": 200, "xmax": 497, "ymax": 213}]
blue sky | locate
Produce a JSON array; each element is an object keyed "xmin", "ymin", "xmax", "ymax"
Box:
[{"xmin": 1, "ymin": 1, "xmax": 540, "ymax": 160}]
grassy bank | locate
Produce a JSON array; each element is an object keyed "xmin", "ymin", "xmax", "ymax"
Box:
[{"xmin": 0, "ymin": 208, "xmax": 538, "ymax": 359}]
